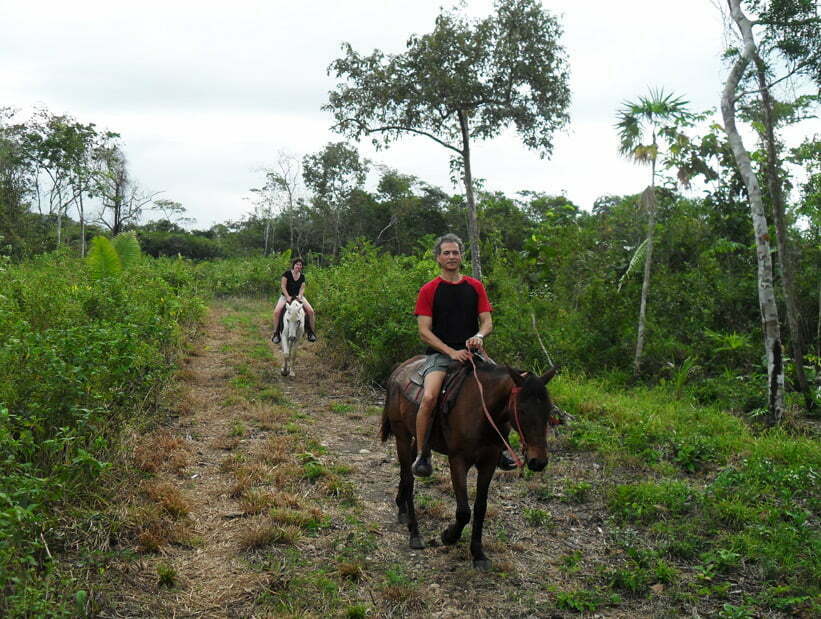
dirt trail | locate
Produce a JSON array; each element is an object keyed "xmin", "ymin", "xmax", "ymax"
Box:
[{"xmin": 102, "ymin": 298, "xmax": 662, "ymax": 618}]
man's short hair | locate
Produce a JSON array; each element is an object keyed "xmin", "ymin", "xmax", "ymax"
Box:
[{"xmin": 433, "ymin": 233, "xmax": 464, "ymax": 256}]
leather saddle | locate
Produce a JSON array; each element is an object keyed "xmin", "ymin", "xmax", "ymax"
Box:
[{"xmin": 395, "ymin": 353, "xmax": 490, "ymax": 417}]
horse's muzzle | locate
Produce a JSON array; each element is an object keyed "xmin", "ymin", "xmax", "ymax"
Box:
[{"xmin": 527, "ymin": 457, "xmax": 548, "ymax": 472}]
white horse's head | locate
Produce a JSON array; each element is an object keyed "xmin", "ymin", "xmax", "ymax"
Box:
[{"xmin": 283, "ymin": 299, "xmax": 305, "ymax": 344}]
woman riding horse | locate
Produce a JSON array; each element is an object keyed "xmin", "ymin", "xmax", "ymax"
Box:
[{"xmin": 272, "ymin": 257, "xmax": 316, "ymax": 343}]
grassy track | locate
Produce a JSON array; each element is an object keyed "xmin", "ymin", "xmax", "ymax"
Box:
[{"xmin": 93, "ymin": 297, "xmax": 817, "ymax": 617}]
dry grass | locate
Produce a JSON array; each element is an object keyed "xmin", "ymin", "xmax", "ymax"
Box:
[
  {"xmin": 269, "ymin": 507, "xmax": 323, "ymax": 530},
  {"xmin": 254, "ymin": 435, "xmax": 292, "ymax": 465},
  {"xmin": 139, "ymin": 480, "xmax": 190, "ymax": 518},
  {"xmin": 270, "ymin": 491, "xmax": 307, "ymax": 511},
  {"xmin": 235, "ymin": 462, "xmax": 270, "ymax": 484},
  {"xmin": 382, "ymin": 584, "xmax": 427, "ymax": 611},
  {"xmin": 239, "ymin": 520, "xmax": 302, "ymax": 552},
  {"xmin": 241, "ymin": 402, "xmax": 291, "ymax": 430},
  {"xmin": 132, "ymin": 431, "xmax": 190, "ymax": 474},
  {"xmin": 228, "ymin": 475, "xmax": 252, "ymax": 499},
  {"xmin": 211, "ymin": 435, "xmax": 240, "ymax": 451},
  {"xmin": 239, "ymin": 489, "xmax": 274, "ymax": 515},
  {"xmin": 419, "ymin": 499, "xmax": 449, "ymax": 520},
  {"xmin": 337, "ymin": 561, "xmax": 364, "ymax": 581},
  {"xmin": 126, "ymin": 504, "xmax": 191, "ymax": 553},
  {"xmin": 219, "ymin": 453, "xmax": 246, "ymax": 473},
  {"xmin": 319, "ymin": 476, "xmax": 357, "ymax": 504},
  {"xmin": 270, "ymin": 462, "xmax": 303, "ymax": 489}
]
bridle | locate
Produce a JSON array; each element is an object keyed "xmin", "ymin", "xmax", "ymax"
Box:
[
  {"xmin": 284, "ymin": 300, "xmax": 304, "ymax": 340},
  {"xmin": 468, "ymin": 355, "xmax": 524, "ymax": 469}
]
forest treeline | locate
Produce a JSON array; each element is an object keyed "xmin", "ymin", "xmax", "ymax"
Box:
[{"xmin": 3, "ymin": 104, "xmax": 819, "ymax": 402}]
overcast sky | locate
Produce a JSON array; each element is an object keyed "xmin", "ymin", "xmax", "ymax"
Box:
[{"xmin": 1, "ymin": 0, "xmax": 766, "ymax": 228}]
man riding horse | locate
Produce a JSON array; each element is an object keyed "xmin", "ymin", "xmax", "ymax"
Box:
[{"xmin": 412, "ymin": 233, "xmax": 515, "ymax": 477}]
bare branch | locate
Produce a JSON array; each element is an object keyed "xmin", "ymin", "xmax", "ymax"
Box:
[
  {"xmin": 334, "ymin": 119, "xmax": 463, "ymax": 155},
  {"xmin": 733, "ymin": 59, "xmax": 815, "ymax": 101}
]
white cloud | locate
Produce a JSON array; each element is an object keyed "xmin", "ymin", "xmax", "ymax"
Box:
[{"xmin": 3, "ymin": 0, "xmax": 813, "ymax": 229}]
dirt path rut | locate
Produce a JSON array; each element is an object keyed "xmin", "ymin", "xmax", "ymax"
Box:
[{"xmin": 101, "ymin": 298, "xmax": 659, "ymax": 618}]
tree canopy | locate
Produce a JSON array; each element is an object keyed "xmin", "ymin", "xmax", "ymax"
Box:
[{"xmin": 325, "ymin": 0, "xmax": 570, "ymax": 277}]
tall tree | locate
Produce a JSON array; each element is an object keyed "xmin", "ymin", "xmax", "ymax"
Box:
[
  {"xmin": 263, "ymin": 151, "xmax": 304, "ymax": 256},
  {"xmin": 92, "ymin": 143, "xmax": 157, "ymax": 235},
  {"xmin": 616, "ymin": 88, "xmax": 692, "ymax": 375},
  {"xmin": 742, "ymin": 0, "xmax": 819, "ymax": 410},
  {"xmin": 721, "ymin": 0, "xmax": 787, "ymax": 424},
  {"xmin": 749, "ymin": 84, "xmax": 816, "ymax": 409},
  {"xmin": 325, "ymin": 0, "xmax": 570, "ymax": 279}
]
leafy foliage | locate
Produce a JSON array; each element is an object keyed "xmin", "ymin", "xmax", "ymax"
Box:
[
  {"xmin": 0, "ymin": 253, "xmax": 204, "ymax": 614},
  {"xmin": 86, "ymin": 235, "xmax": 122, "ymax": 279},
  {"xmin": 111, "ymin": 230, "xmax": 142, "ymax": 268}
]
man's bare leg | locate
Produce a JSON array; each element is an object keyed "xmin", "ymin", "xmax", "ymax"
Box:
[{"xmin": 412, "ymin": 370, "xmax": 446, "ymax": 477}]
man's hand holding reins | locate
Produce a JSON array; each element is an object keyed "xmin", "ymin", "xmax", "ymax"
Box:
[
  {"xmin": 466, "ymin": 333, "xmax": 484, "ymax": 352},
  {"xmin": 449, "ymin": 347, "xmax": 473, "ymax": 363}
]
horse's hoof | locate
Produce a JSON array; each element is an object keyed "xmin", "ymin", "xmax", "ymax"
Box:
[
  {"xmin": 409, "ymin": 535, "xmax": 425, "ymax": 549},
  {"xmin": 397, "ymin": 512, "xmax": 409, "ymax": 525},
  {"xmin": 441, "ymin": 528, "xmax": 459, "ymax": 546},
  {"xmin": 472, "ymin": 558, "xmax": 492, "ymax": 571}
]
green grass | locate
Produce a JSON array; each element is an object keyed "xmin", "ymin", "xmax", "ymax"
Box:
[{"xmin": 552, "ymin": 373, "xmax": 821, "ymax": 614}]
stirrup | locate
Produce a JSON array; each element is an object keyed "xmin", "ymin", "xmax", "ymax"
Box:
[
  {"xmin": 412, "ymin": 453, "xmax": 433, "ymax": 477},
  {"xmin": 498, "ymin": 451, "xmax": 517, "ymax": 471}
]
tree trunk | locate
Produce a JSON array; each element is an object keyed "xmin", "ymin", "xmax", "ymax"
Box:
[
  {"xmin": 634, "ymin": 184, "xmax": 656, "ymax": 375},
  {"xmin": 458, "ymin": 109, "xmax": 482, "ymax": 279},
  {"xmin": 722, "ymin": 0, "xmax": 785, "ymax": 425},
  {"xmin": 753, "ymin": 56, "xmax": 814, "ymax": 411},
  {"xmin": 79, "ymin": 190, "xmax": 86, "ymax": 257}
]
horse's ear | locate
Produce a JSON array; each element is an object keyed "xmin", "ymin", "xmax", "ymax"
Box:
[
  {"xmin": 506, "ymin": 366, "xmax": 526, "ymax": 386},
  {"xmin": 540, "ymin": 366, "xmax": 558, "ymax": 385}
]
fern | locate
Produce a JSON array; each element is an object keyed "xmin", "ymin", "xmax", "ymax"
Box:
[
  {"xmin": 86, "ymin": 236, "xmax": 122, "ymax": 279},
  {"xmin": 112, "ymin": 231, "xmax": 142, "ymax": 269},
  {"xmin": 617, "ymin": 238, "xmax": 648, "ymax": 292}
]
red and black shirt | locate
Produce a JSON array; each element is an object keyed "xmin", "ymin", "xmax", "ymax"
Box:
[{"xmin": 414, "ymin": 276, "xmax": 492, "ymax": 354}]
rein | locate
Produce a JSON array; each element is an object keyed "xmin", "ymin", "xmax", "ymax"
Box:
[{"xmin": 468, "ymin": 355, "xmax": 524, "ymax": 469}]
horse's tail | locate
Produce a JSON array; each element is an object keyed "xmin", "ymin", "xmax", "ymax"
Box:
[{"xmin": 380, "ymin": 384, "xmax": 395, "ymax": 442}]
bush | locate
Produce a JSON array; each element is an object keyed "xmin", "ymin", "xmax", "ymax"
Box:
[{"xmin": 0, "ymin": 253, "xmax": 204, "ymax": 614}]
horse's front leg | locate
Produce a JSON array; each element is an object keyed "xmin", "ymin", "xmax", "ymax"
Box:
[
  {"xmin": 441, "ymin": 455, "xmax": 470, "ymax": 546},
  {"xmin": 280, "ymin": 342, "xmax": 290, "ymax": 376},
  {"xmin": 470, "ymin": 452, "xmax": 497, "ymax": 570},
  {"xmin": 288, "ymin": 343, "xmax": 297, "ymax": 376}
]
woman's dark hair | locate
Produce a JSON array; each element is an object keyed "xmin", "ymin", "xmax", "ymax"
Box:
[{"xmin": 291, "ymin": 257, "xmax": 304, "ymax": 268}]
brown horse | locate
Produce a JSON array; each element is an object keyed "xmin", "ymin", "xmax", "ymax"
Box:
[{"xmin": 381, "ymin": 355, "xmax": 558, "ymax": 569}]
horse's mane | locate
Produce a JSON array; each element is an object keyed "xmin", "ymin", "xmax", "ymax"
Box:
[{"xmin": 475, "ymin": 362, "xmax": 546, "ymax": 399}]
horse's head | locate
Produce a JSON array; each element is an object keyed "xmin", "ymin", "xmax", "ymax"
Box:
[
  {"xmin": 283, "ymin": 299, "xmax": 305, "ymax": 341},
  {"xmin": 506, "ymin": 366, "xmax": 558, "ymax": 472}
]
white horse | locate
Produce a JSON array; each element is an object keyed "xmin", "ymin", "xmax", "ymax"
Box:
[{"xmin": 280, "ymin": 299, "xmax": 305, "ymax": 376}]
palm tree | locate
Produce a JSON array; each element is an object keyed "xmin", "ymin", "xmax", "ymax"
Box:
[{"xmin": 616, "ymin": 87, "xmax": 692, "ymax": 375}]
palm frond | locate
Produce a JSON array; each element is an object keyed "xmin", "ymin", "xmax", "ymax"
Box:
[
  {"xmin": 87, "ymin": 236, "xmax": 122, "ymax": 280},
  {"xmin": 617, "ymin": 237, "xmax": 649, "ymax": 292},
  {"xmin": 112, "ymin": 231, "xmax": 142, "ymax": 269}
]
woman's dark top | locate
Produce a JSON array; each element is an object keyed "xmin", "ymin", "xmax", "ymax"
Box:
[{"xmin": 282, "ymin": 270, "xmax": 306, "ymax": 298}]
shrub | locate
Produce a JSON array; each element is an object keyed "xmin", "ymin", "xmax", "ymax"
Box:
[{"xmin": 0, "ymin": 253, "xmax": 204, "ymax": 614}]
